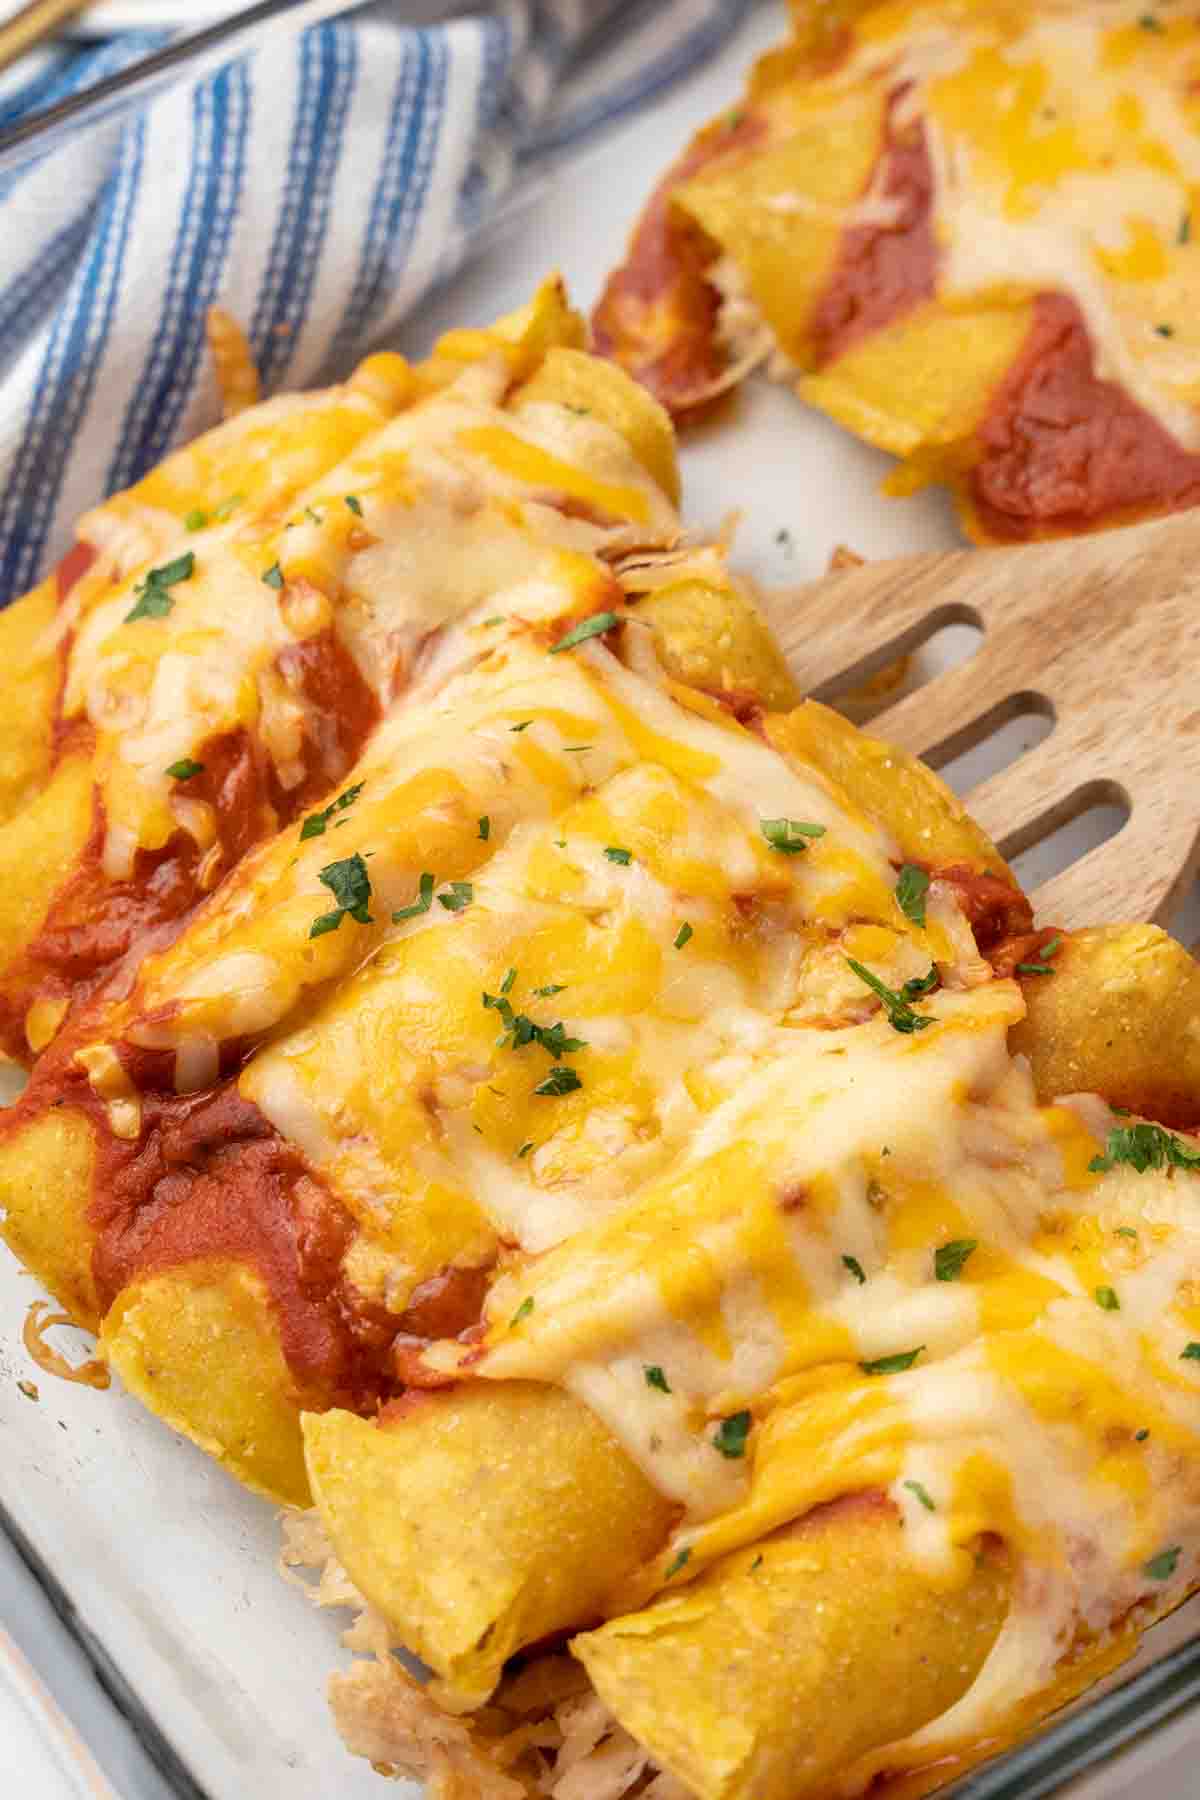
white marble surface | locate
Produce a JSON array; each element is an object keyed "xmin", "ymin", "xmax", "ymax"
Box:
[{"xmin": 1, "ymin": 3, "xmax": 1199, "ymax": 1795}]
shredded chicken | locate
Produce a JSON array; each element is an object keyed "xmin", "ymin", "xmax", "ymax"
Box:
[{"xmin": 280, "ymin": 1511, "xmax": 689, "ymax": 1800}]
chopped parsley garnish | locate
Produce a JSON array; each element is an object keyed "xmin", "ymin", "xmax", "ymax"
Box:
[
  {"xmin": 563, "ymin": 745, "xmax": 592, "ymax": 753},
  {"xmin": 1182, "ymin": 1343, "xmax": 1200, "ymax": 1361},
  {"xmin": 304, "ymin": 506, "xmax": 322, "ymax": 525},
  {"xmin": 1180, "ymin": 211, "xmax": 1192, "ymax": 246},
  {"xmin": 438, "ymin": 881, "xmax": 473, "ymax": 913},
  {"xmin": 895, "ymin": 864, "xmax": 929, "ymax": 928},
  {"xmin": 536, "ymin": 1020, "xmax": 588, "ymax": 1056},
  {"xmin": 483, "ymin": 985, "xmax": 586, "ymax": 1060},
  {"xmin": 310, "ymin": 853, "xmax": 374, "ymax": 937},
  {"xmin": 483, "ymin": 615, "xmax": 504, "ymax": 626},
  {"xmin": 713, "ymin": 1410, "xmax": 752, "ymax": 1459},
  {"xmin": 300, "ymin": 783, "xmax": 364, "ymax": 841},
  {"xmin": 478, "ymin": 815, "xmax": 490, "ymax": 841},
  {"xmin": 125, "ymin": 551, "xmax": 195, "ymax": 622},
  {"xmin": 842, "ymin": 1254, "xmax": 867, "ymax": 1285},
  {"xmin": 517, "ymin": 1141, "xmax": 534, "ymax": 1158},
  {"xmin": 1155, "ymin": 323, "xmax": 1176, "ymax": 338},
  {"xmin": 534, "ymin": 1065, "xmax": 582, "ymax": 1096},
  {"xmin": 1017, "ymin": 934, "xmax": 1062, "ymax": 976},
  {"xmin": 184, "ymin": 508, "xmax": 208, "ymax": 532},
  {"xmin": 604, "ymin": 846, "xmax": 633, "ymax": 865},
  {"xmin": 1089, "ymin": 1122, "xmax": 1200, "ymax": 1175},
  {"xmin": 1145, "ymin": 1547, "xmax": 1181, "ymax": 1582},
  {"xmin": 1115, "ymin": 1226, "xmax": 1138, "ymax": 1239},
  {"xmin": 724, "ymin": 108, "xmax": 745, "ymax": 130},
  {"xmin": 904, "ymin": 1479, "xmax": 936, "ymax": 1513},
  {"xmin": 1138, "ymin": 11, "xmax": 1164, "ymax": 29},
  {"xmin": 861, "ymin": 1346, "xmax": 924, "ymax": 1376},
  {"xmin": 760, "ymin": 817, "xmax": 826, "ymax": 855},
  {"xmin": 665, "ymin": 1547, "xmax": 691, "ymax": 1580},
  {"xmin": 165, "ymin": 757, "xmax": 204, "ymax": 781},
  {"xmin": 846, "ymin": 957, "xmax": 937, "ymax": 1034},
  {"xmin": 392, "ymin": 871, "xmax": 435, "ymax": 922},
  {"xmin": 1095, "ymin": 1285, "xmax": 1120, "ymax": 1312},
  {"xmin": 935, "ymin": 1239, "xmax": 978, "ymax": 1283},
  {"xmin": 549, "ymin": 610, "xmax": 619, "ymax": 654},
  {"xmin": 510, "ymin": 720, "xmax": 532, "ymax": 733},
  {"xmin": 262, "ymin": 562, "xmax": 284, "ymax": 590},
  {"xmin": 674, "ymin": 922, "xmax": 693, "ymax": 950},
  {"xmin": 1136, "ymin": 1429, "xmax": 1151, "ymax": 1442},
  {"xmin": 345, "ymin": 495, "xmax": 363, "ymax": 516},
  {"xmin": 644, "ymin": 1365, "xmax": 671, "ymax": 1393},
  {"xmin": 534, "ymin": 983, "xmax": 566, "ymax": 997},
  {"xmin": 510, "ymin": 1296, "xmax": 534, "ymax": 1328},
  {"xmin": 750, "ymin": 1553, "xmax": 764, "ymax": 1571}
]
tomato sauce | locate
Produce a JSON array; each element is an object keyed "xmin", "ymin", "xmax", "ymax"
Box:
[
  {"xmin": 62, "ymin": 1074, "xmax": 399, "ymax": 1408},
  {"xmin": 970, "ymin": 292, "xmax": 1200, "ymax": 539},
  {"xmin": 931, "ymin": 864, "xmax": 1034, "ymax": 955},
  {"xmin": 809, "ymin": 85, "xmax": 937, "ymax": 367},
  {"xmin": 7, "ymin": 599, "xmax": 380, "ymax": 1060},
  {"xmin": 592, "ymin": 111, "xmax": 768, "ymax": 415},
  {"xmin": 55, "ymin": 540, "xmax": 97, "ymax": 602}
]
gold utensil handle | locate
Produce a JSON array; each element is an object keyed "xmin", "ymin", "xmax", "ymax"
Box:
[{"xmin": 0, "ymin": 0, "xmax": 88, "ymax": 75}]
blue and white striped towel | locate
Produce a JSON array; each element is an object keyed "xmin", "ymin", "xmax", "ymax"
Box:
[{"xmin": 0, "ymin": 0, "xmax": 753, "ymax": 606}]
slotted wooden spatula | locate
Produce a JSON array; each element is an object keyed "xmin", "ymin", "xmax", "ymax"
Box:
[{"xmin": 761, "ymin": 510, "xmax": 1200, "ymax": 929}]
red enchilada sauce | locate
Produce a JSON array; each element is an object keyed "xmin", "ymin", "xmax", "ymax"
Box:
[
  {"xmin": 809, "ymin": 86, "xmax": 937, "ymax": 367},
  {"xmin": 2, "ymin": 1040, "xmax": 491, "ymax": 1409},
  {"xmin": 592, "ymin": 110, "xmax": 768, "ymax": 414},
  {"xmin": 969, "ymin": 293, "xmax": 1200, "ymax": 539}
]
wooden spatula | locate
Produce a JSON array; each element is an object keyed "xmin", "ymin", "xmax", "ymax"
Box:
[{"xmin": 761, "ymin": 510, "xmax": 1200, "ymax": 929}]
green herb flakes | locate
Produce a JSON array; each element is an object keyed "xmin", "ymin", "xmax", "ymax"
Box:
[
  {"xmin": 392, "ymin": 871, "xmax": 435, "ymax": 922},
  {"xmin": 935, "ymin": 1239, "xmax": 978, "ymax": 1282},
  {"xmin": 895, "ymin": 864, "xmax": 930, "ymax": 928},
  {"xmin": 310, "ymin": 853, "xmax": 374, "ymax": 937},
  {"xmin": 1144, "ymin": 1547, "xmax": 1181, "ymax": 1582},
  {"xmin": 549, "ymin": 611, "xmax": 619, "ymax": 654},
  {"xmin": 712, "ymin": 1410, "xmax": 752, "ymax": 1459},
  {"xmin": 534, "ymin": 1065, "xmax": 582, "ymax": 1097},
  {"xmin": 846, "ymin": 957, "xmax": 936, "ymax": 1034},
  {"xmin": 760, "ymin": 817, "xmax": 826, "ymax": 855},
  {"xmin": 1089, "ymin": 1122, "xmax": 1200, "ymax": 1175},
  {"xmin": 300, "ymin": 783, "xmax": 364, "ymax": 841},
  {"xmin": 125, "ymin": 552, "xmax": 195, "ymax": 623},
  {"xmin": 860, "ymin": 1346, "xmax": 924, "ymax": 1376}
]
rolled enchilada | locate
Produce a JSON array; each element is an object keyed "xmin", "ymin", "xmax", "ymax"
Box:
[
  {"xmin": 3, "ymin": 280, "xmax": 1200, "ymax": 1798},
  {"xmin": 595, "ymin": 0, "xmax": 1200, "ymax": 544}
]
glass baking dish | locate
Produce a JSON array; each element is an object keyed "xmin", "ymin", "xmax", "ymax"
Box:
[{"xmin": 1, "ymin": 4, "xmax": 1198, "ymax": 1797}]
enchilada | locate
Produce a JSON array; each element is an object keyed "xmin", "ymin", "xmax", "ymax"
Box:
[{"xmin": 2, "ymin": 282, "xmax": 1200, "ymax": 1799}]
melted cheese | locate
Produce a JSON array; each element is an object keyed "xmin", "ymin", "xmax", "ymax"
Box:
[
  {"xmin": 53, "ymin": 274, "xmax": 1200, "ymax": 1765},
  {"xmin": 58, "ymin": 345, "xmax": 677, "ymax": 880}
]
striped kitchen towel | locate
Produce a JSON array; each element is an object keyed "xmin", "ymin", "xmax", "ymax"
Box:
[{"xmin": 0, "ymin": 0, "xmax": 755, "ymax": 606}]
